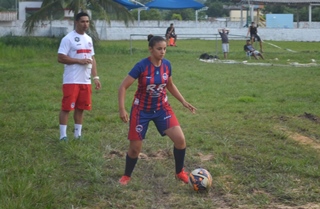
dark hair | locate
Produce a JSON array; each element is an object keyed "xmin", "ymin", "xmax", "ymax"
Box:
[
  {"xmin": 148, "ymin": 36, "xmax": 166, "ymax": 47},
  {"xmin": 147, "ymin": 34, "xmax": 154, "ymax": 42},
  {"xmin": 76, "ymin": 12, "xmax": 89, "ymax": 21}
]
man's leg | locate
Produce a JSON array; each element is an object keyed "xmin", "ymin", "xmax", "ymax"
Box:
[
  {"xmin": 74, "ymin": 108, "xmax": 84, "ymax": 138},
  {"xmin": 59, "ymin": 110, "xmax": 70, "ymax": 140},
  {"xmin": 259, "ymin": 53, "xmax": 264, "ymax": 60}
]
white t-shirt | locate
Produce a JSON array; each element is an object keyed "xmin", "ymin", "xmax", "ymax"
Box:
[{"xmin": 58, "ymin": 30, "xmax": 95, "ymax": 84}]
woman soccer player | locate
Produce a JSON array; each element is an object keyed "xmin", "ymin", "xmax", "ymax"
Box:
[{"xmin": 118, "ymin": 36, "xmax": 196, "ymax": 185}]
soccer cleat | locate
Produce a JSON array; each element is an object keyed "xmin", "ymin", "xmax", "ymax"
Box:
[
  {"xmin": 119, "ymin": 175, "xmax": 131, "ymax": 185},
  {"xmin": 176, "ymin": 168, "xmax": 189, "ymax": 184},
  {"xmin": 74, "ymin": 136, "xmax": 82, "ymax": 140},
  {"xmin": 60, "ymin": 137, "xmax": 68, "ymax": 142}
]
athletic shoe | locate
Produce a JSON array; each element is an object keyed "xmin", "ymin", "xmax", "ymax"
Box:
[
  {"xmin": 74, "ymin": 136, "xmax": 82, "ymax": 140},
  {"xmin": 176, "ymin": 168, "xmax": 189, "ymax": 184},
  {"xmin": 60, "ymin": 137, "xmax": 68, "ymax": 142},
  {"xmin": 119, "ymin": 175, "xmax": 131, "ymax": 185}
]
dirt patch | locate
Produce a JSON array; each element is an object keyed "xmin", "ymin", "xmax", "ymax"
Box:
[
  {"xmin": 299, "ymin": 112, "xmax": 320, "ymax": 124},
  {"xmin": 105, "ymin": 149, "xmax": 172, "ymax": 160},
  {"xmin": 277, "ymin": 126, "xmax": 320, "ymax": 150},
  {"xmin": 196, "ymin": 152, "xmax": 214, "ymax": 162}
]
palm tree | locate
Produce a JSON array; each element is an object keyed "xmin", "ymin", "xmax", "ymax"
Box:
[{"xmin": 23, "ymin": 0, "xmax": 134, "ymax": 40}]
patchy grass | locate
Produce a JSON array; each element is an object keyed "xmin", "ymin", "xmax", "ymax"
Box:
[{"xmin": 1, "ymin": 36, "xmax": 320, "ymax": 209}]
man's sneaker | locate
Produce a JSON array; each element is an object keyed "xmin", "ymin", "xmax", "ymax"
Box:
[
  {"xmin": 74, "ymin": 136, "xmax": 82, "ymax": 140},
  {"xmin": 176, "ymin": 168, "xmax": 189, "ymax": 184},
  {"xmin": 60, "ymin": 137, "xmax": 68, "ymax": 142},
  {"xmin": 119, "ymin": 175, "xmax": 131, "ymax": 185}
]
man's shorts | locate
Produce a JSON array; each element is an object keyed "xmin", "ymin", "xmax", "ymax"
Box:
[
  {"xmin": 251, "ymin": 34, "xmax": 261, "ymax": 42},
  {"xmin": 248, "ymin": 50, "xmax": 260, "ymax": 56},
  {"xmin": 128, "ymin": 105, "xmax": 180, "ymax": 140},
  {"xmin": 222, "ymin": 43, "xmax": 229, "ymax": 53},
  {"xmin": 61, "ymin": 84, "xmax": 92, "ymax": 111}
]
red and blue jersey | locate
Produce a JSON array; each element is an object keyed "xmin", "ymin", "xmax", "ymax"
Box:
[{"xmin": 128, "ymin": 57, "xmax": 172, "ymax": 112}]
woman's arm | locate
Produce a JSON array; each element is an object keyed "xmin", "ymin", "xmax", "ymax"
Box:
[
  {"xmin": 118, "ymin": 75, "xmax": 136, "ymax": 122},
  {"xmin": 166, "ymin": 77, "xmax": 196, "ymax": 113}
]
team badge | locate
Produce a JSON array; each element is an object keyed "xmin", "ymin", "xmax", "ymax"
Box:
[
  {"xmin": 162, "ymin": 73, "xmax": 168, "ymax": 80},
  {"xmin": 75, "ymin": 37, "xmax": 80, "ymax": 42},
  {"xmin": 135, "ymin": 125, "xmax": 143, "ymax": 133},
  {"xmin": 71, "ymin": 102, "xmax": 75, "ymax": 108},
  {"xmin": 88, "ymin": 42, "xmax": 92, "ymax": 47}
]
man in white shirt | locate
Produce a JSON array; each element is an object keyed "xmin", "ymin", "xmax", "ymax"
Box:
[{"xmin": 57, "ymin": 12, "xmax": 101, "ymax": 141}]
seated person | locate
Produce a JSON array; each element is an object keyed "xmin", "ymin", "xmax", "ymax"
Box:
[
  {"xmin": 244, "ymin": 40, "xmax": 264, "ymax": 60},
  {"xmin": 165, "ymin": 23, "xmax": 177, "ymax": 46}
]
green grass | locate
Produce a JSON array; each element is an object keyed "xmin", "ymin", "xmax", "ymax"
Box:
[{"xmin": 1, "ymin": 36, "xmax": 320, "ymax": 209}]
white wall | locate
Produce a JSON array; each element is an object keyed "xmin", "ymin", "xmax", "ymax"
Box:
[
  {"xmin": 19, "ymin": 2, "xmax": 42, "ymax": 21},
  {"xmin": 1, "ymin": 20, "xmax": 320, "ymax": 41}
]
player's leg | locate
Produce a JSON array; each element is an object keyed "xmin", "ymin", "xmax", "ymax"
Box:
[
  {"xmin": 154, "ymin": 107, "xmax": 188, "ymax": 183},
  {"xmin": 250, "ymin": 36, "xmax": 254, "ymax": 45},
  {"xmin": 165, "ymin": 126, "xmax": 188, "ymax": 183},
  {"xmin": 119, "ymin": 108, "xmax": 149, "ymax": 185},
  {"xmin": 119, "ymin": 140, "xmax": 143, "ymax": 185},
  {"xmin": 166, "ymin": 34, "xmax": 170, "ymax": 45},
  {"xmin": 222, "ymin": 43, "xmax": 228, "ymax": 59},
  {"xmin": 259, "ymin": 41, "xmax": 263, "ymax": 53},
  {"xmin": 73, "ymin": 84, "xmax": 91, "ymax": 139},
  {"xmin": 73, "ymin": 108, "xmax": 84, "ymax": 139},
  {"xmin": 59, "ymin": 110, "xmax": 69, "ymax": 140},
  {"xmin": 59, "ymin": 84, "xmax": 78, "ymax": 141},
  {"xmin": 259, "ymin": 52, "xmax": 264, "ymax": 60},
  {"xmin": 257, "ymin": 35, "xmax": 263, "ymax": 52}
]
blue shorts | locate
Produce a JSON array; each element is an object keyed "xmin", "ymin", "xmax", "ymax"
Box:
[{"xmin": 128, "ymin": 105, "xmax": 179, "ymax": 140}]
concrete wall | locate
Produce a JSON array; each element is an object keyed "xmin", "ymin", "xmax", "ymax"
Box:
[{"xmin": 0, "ymin": 20, "xmax": 320, "ymax": 41}]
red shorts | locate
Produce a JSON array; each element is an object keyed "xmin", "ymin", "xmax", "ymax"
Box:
[
  {"xmin": 61, "ymin": 84, "xmax": 92, "ymax": 111},
  {"xmin": 128, "ymin": 105, "xmax": 180, "ymax": 140}
]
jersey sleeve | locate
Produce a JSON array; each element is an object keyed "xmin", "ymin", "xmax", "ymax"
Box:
[
  {"xmin": 57, "ymin": 37, "xmax": 70, "ymax": 55},
  {"xmin": 128, "ymin": 62, "xmax": 143, "ymax": 79}
]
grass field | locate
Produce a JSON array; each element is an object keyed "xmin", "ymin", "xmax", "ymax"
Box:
[{"xmin": 1, "ymin": 36, "xmax": 320, "ymax": 209}]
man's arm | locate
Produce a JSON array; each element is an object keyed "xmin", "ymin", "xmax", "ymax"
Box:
[
  {"xmin": 246, "ymin": 27, "xmax": 250, "ymax": 37},
  {"xmin": 58, "ymin": 53, "xmax": 91, "ymax": 65}
]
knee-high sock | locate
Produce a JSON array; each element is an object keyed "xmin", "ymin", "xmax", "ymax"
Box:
[
  {"xmin": 124, "ymin": 153, "xmax": 138, "ymax": 177},
  {"xmin": 174, "ymin": 147, "xmax": 186, "ymax": 174}
]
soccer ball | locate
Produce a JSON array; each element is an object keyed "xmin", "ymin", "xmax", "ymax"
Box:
[{"xmin": 188, "ymin": 168, "xmax": 212, "ymax": 192}]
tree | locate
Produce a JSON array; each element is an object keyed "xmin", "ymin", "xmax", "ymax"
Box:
[
  {"xmin": 164, "ymin": 9, "xmax": 195, "ymax": 21},
  {"xmin": 130, "ymin": 9, "xmax": 161, "ymax": 21},
  {"xmin": 205, "ymin": 1, "xmax": 228, "ymax": 18},
  {"xmin": 0, "ymin": 0, "xmax": 15, "ymax": 11},
  {"xmin": 23, "ymin": 0, "xmax": 134, "ymax": 40}
]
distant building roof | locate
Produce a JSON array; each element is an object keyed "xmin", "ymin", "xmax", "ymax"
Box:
[{"xmin": 239, "ymin": 0, "xmax": 320, "ymax": 4}]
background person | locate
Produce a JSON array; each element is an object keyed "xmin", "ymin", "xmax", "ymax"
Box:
[
  {"xmin": 218, "ymin": 28, "xmax": 230, "ymax": 59},
  {"xmin": 57, "ymin": 12, "xmax": 101, "ymax": 141},
  {"xmin": 244, "ymin": 39, "xmax": 264, "ymax": 60},
  {"xmin": 247, "ymin": 22, "xmax": 263, "ymax": 52},
  {"xmin": 165, "ymin": 23, "xmax": 177, "ymax": 46},
  {"xmin": 118, "ymin": 36, "xmax": 196, "ymax": 185}
]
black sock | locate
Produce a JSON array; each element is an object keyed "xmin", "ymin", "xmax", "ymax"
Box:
[
  {"xmin": 124, "ymin": 153, "xmax": 138, "ymax": 177},
  {"xmin": 174, "ymin": 147, "xmax": 186, "ymax": 174}
]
